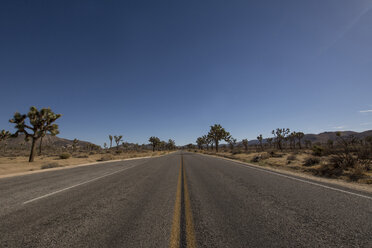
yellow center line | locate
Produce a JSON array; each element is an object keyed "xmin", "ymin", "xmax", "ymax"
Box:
[
  {"xmin": 182, "ymin": 155, "xmax": 197, "ymax": 248},
  {"xmin": 170, "ymin": 160, "xmax": 182, "ymax": 248},
  {"xmin": 169, "ymin": 154, "xmax": 197, "ymax": 248}
]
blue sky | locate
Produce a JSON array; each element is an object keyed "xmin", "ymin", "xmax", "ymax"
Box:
[{"xmin": 1, "ymin": 0, "xmax": 372, "ymax": 146}]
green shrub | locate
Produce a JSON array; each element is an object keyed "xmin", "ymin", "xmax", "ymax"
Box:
[{"xmin": 59, "ymin": 153, "xmax": 71, "ymax": 159}]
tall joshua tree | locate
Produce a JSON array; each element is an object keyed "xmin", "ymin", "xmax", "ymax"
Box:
[
  {"xmin": 272, "ymin": 128, "xmax": 290, "ymax": 151},
  {"xmin": 109, "ymin": 135, "xmax": 113, "ymax": 148},
  {"xmin": 229, "ymin": 137, "xmax": 237, "ymax": 152},
  {"xmin": 72, "ymin": 138, "xmax": 79, "ymax": 152},
  {"xmin": 207, "ymin": 124, "xmax": 230, "ymax": 153},
  {"xmin": 296, "ymin": 132, "xmax": 305, "ymax": 149},
  {"xmin": 202, "ymin": 135, "xmax": 211, "ymax": 150},
  {"xmin": 196, "ymin": 137, "xmax": 204, "ymax": 150},
  {"xmin": 167, "ymin": 139, "xmax": 176, "ymax": 150},
  {"xmin": 9, "ymin": 107, "xmax": 61, "ymax": 162},
  {"xmin": 0, "ymin": 130, "xmax": 11, "ymax": 153},
  {"xmin": 257, "ymin": 134, "xmax": 264, "ymax": 151},
  {"xmin": 266, "ymin": 138, "xmax": 273, "ymax": 149},
  {"xmin": 149, "ymin": 136, "xmax": 160, "ymax": 152},
  {"xmin": 114, "ymin": 135, "xmax": 123, "ymax": 150},
  {"xmin": 242, "ymin": 139, "xmax": 249, "ymax": 152}
]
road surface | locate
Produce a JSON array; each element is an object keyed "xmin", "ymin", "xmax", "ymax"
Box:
[{"xmin": 0, "ymin": 151, "xmax": 371, "ymax": 247}]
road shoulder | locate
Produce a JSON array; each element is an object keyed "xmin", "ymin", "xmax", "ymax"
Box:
[{"xmin": 193, "ymin": 151, "xmax": 372, "ymax": 194}]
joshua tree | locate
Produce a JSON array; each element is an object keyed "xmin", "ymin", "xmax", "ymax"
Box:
[
  {"xmin": 114, "ymin": 135, "xmax": 123, "ymax": 150},
  {"xmin": 202, "ymin": 135, "xmax": 211, "ymax": 150},
  {"xmin": 327, "ymin": 139, "xmax": 334, "ymax": 149},
  {"xmin": 159, "ymin": 141, "xmax": 167, "ymax": 150},
  {"xmin": 257, "ymin": 134, "xmax": 264, "ymax": 151},
  {"xmin": 271, "ymin": 128, "xmax": 290, "ymax": 151},
  {"xmin": 196, "ymin": 137, "xmax": 204, "ymax": 150},
  {"xmin": 72, "ymin": 138, "xmax": 79, "ymax": 152},
  {"xmin": 229, "ymin": 137, "xmax": 237, "ymax": 152},
  {"xmin": 38, "ymin": 129, "xmax": 48, "ymax": 156},
  {"xmin": 186, "ymin": 143, "xmax": 194, "ymax": 149},
  {"xmin": 295, "ymin": 132, "xmax": 305, "ymax": 149},
  {"xmin": 0, "ymin": 130, "xmax": 11, "ymax": 153},
  {"xmin": 149, "ymin": 136, "xmax": 160, "ymax": 152},
  {"xmin": 9, "ymin": 106, "xmax": 61, "ymax": 162},
  {"xmin": 104, "ymin": 142, "xmax": 108, "ymax": 149},
  {"xmin": 109, "ymin": 135, "xmax": 113, "ymax": 148},
  {"xmin": 122, "ymin": 142, "xmax": 128, "ymax": 151},
  {"xmin": 242, "ymin": 139, "xmax": 249, "ymax": 152},
  {"xmin": 167, "ymin": 139, "xmax": 176, "ymax": 150},
  {"xmin": 304, "ymin": 140, "xmax": 312, "ymax": 149},
  {"xmin": 288, "ymin": 132, "xmax": 297, "ymax": 150},
  {"xmin": 266, "ymin": 138, "xmax": 273, "ymax": 148},
  {"xmin": 207, "ymin": 124, "xmax": 231, "ymax": 152},
  {"xmin": 134, "ymin": 143, "xmax": 140, "ymax": 151}
]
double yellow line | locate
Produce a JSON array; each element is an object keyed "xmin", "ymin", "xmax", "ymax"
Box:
[{"xmin": 169, "ymin": 154, "xmax": 196, "ymax": 248}]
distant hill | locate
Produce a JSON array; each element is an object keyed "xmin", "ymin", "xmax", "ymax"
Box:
[
  {"xmin": 3, "ymin": 134, "xmax": 97, "ymax": 149},
  {"xmin": 247, "ymin": 130, "xmax": 372, "ymax": 145}
]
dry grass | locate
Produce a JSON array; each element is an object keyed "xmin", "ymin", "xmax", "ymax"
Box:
[
  {"xmin": 196, "ymin": 149, "xmax": 372, "ymax": 185},
  {"xmin": 0, "ymin": 150, "xmax": 171, "ymax": 177}
]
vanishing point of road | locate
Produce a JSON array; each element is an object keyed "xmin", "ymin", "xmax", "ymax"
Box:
[{"xmin": 0, "ymin": 151, "xmax": 371, "ymax": 247}]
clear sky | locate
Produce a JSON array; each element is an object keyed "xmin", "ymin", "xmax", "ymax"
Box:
[{"xmin": 1, "ymin": 0, "xmax": 372, "ymax": 146}]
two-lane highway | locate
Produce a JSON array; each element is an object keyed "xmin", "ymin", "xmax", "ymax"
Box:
[{"xmin": 0, "ymin": 151, "xmax": 371, "ymax": 247}]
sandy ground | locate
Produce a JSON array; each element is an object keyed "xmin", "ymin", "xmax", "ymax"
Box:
[
  {"xmin": 0, "ymin": 151, "xmax": 171, "ymax": 177},
  {"xmin": 195, "ymin": 149, "xmax": 372, "ymax": 193}
]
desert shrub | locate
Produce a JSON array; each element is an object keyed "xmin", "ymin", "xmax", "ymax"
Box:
[
  {"xmin": 287, "ymin": 155, "xmax": 297, "ymax": 161},
  {"xmin": 59, "ymin": 153, "xmax": 71, "ymax": 159},
  {"xmin": 312, "ymin": 145, "xmax": 324, "ymax": 156},
  {"xmin": 251, "ymin": 155, "xmax": 261, "ymax": 162},
  {"xmin": 97, "ymin": 154, "xmax": 114, "ymax": 161},
  {"xmin": 357, "ymin": 147, "xmax": 372, "ymax": 160},
  {"xmin": 251, "ymin": 153, "xmax": 269, "ymax": 163},
  {"xmin": 89, "ymin": 151, "xmax": 95, "ymax": 155},
  {"xmin": 315, "ymin": 163, "xmax": 343, "ymax": 177},
  {"xmin": 41, "ymin": 162, "xmax": 61, "ymax": 169},
  {"xmin": 260, "ymin": 152, "xmax": 270, "ymax": 159},
  {"xmin": 269, "ymin": 150, "xmax": 282, "ymax": 158},
  {"xmin": 349, "ymin": 164, "xmax": 365, "ymax": 181},
  {"xmin": 232, "ymin": 150, "xmax": 242, "ymax": 155},
  {"xmin": 303, "ymin": 157, "xmax": 320, "ymax": 166},
  {"xmin": 329, "ymin": 154, "xmax": 356, "ymax": 170},
  {"xmin": 76, "ymin": 154, "xmax": 89, "ymax": 158},
  {"xmin": 115, "ymin": 150, "xmax": 123, "ymax": 154}
]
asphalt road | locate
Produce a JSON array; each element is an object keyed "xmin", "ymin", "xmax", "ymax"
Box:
[{"xmin": 0, "ymin": 151, "xmax": 371, "ymax": 247}]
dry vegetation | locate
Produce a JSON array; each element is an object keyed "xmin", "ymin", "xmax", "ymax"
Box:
[
  {"xmin": 194, "ymin": 125, "xmax": 372, "ymax": 186},
  {"xmin": 193, "ymin": 148, "xmax": 372, "ymax": 185},
  {"xmin": 0, "ymin": 149, "xmax": 171, "ymax": 177}
]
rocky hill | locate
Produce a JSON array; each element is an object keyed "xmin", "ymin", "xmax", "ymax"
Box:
[
  {"xmin": 247, "ymin": 130, "xmax": 372, "ymax": 145},
  {"xmin": 3, "ymin": 134, "xmax": 96, "ymax": 149}
]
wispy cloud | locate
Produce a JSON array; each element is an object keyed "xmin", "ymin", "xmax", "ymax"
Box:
[
  {"xmin": 360, "ymin": 122, "xmax": 372, "ymax": 126},
  {"xmin": 318, "ymin": 4, "xmax": 372, "ymax": 56},
  {"xmin": 332, "ymin": 126, "xmax": 345, "ymax": 129},
  {"xmin": 359, "ymin": 110, "xmax": 372, "ymax": 113}
]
